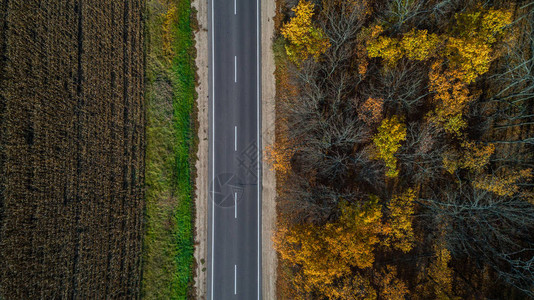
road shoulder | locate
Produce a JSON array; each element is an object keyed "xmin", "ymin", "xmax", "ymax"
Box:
[
  {"xmin": 261, "ymin": 0, "xmax": 277, "ymax": 298},
  {"xmin": 193, "ymin": 0, "xmax": 209, "ymax": 297}
]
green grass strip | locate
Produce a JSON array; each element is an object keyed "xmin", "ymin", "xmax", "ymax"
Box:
[{"xmin": 142, "ymin": 0, "xmax": 197, "ymax": 298}]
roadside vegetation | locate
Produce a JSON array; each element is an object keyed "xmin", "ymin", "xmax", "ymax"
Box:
[
  {"xmin": 271, "ymin": 0, "xmax": 534, "ymax": 298},
  {"xmin": 142, "ymin": 0, "xmax": 198, "ymax": 298}
]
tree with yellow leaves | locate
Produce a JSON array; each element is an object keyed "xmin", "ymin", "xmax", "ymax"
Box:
[
  {"xmin": 445, "ymin": 37, "xmax": 493, "ymax": 84},
  {"xmin": 367, "ymin": 29, "xmax": 439, "ymax": 66},
  {"xmin": 401, "ymin": 29, "xmax": 440, "ymax": 61},
  {"xmin": 446, "ymin": 8, "xmax": 512, "ymax": 83},
  {"xmin": 367, "ymin": 35, "xmax": 403, "ymax": 66},
  {"xmin": 375, "ymin": 265, "xmax": 410, "ymax": 300},
  {"xmin": 474, "ymin": 168, "xmax": 532, "ymax": 197},
  {"xmin": 357, "ymin": 25, "xmax": 385, "ymax": 75},
  {"xmin": 427, "ymin": 240, "xmax": 457, "ymax": 300},
  {"xmin": 366, "ymin": 7, "xmax": 511, "ymax": 81},
  {"xmin": 327, "ymin": 275, "xmax": 377, "ymax": 300},
  {"xmin": 366, "ymin": 8, "xmax": 511, "ymax": 135},
  {"xmin": 281, "ymin": 0, "xmax": 330, "ymax": 64},
  {"xmin": 274, "ymin": 199, "xmax": 385, "ymax": 296},
  {"xmin": 442, "ymin": 141, "xmax": 495, "ymax": 174},
  {"xmin": 383, "ymin": 189, "xmax": 416, "ymax": 253},
  {"xmin": 460, "ymin": 141, "xmax": 495, "ymax": 172},
  {"xmin": 373, "ymin": 116, "xmax": 407, "ymax": 177},
  {"xmin": 453, "ymin": 7, "xmax": 512, "ymax": 44}
]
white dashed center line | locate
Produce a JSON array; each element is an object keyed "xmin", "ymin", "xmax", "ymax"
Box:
[
  {"xmin": 234, "ymin": 265, "xmax": 237, "ymax": 294},
  {"xmin": 234, "ymin": 56, "xmax": 237, "ymax": 83}
]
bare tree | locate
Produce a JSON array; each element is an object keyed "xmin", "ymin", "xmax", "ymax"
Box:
[
  {"xmin": 319, "ymin": 0, "xmax": 366, "ymax": 75},
  {"xmin": 378, "ymin": 0, "xmax": 425, "ymax": 32},
  {"xmin": 278, "ymin": 173, "xmax": 358, "ymax": 225},
  {"xmin": 398, "ymin": 122, "xmax": 447, "ymax": 185},
  {"xmin": 488, "ymin": 7, "xmax": 534, "ymax": 128},
  {"xmin": 364, "ymin": 60, "xmax": 429, "ymax": 115},
  {"xmin": 421, "ymin": 185, "xmax": 534, "ymax": 297}
]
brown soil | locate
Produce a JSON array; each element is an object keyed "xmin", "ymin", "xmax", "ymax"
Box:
[{"xmin": 0, "ymin": 1, "xmax": 145, "ymax": 298}]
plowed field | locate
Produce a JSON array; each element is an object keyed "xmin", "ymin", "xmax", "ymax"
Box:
[{"xmin": 0, "ymin": 1, "xmax": 145, "ymax": 298}]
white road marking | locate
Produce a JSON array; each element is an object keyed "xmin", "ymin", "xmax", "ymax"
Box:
[
  {"xmin": 234, "ymin": 265, "xmax": 237, "ymax": 294},
  {"xmin": 234, "ymin": 56, "xmax": 237, "ymax": 83},
  {"xmin": 234, "ymin": 126, "xmax": 237, "ymax": 151},
  {"xmin": 234, "ymin": 0, "xmax": 237, "ymax": 14},
  {"xmin": 256, "ymin": 0, "xmax": 261, "ymax": 298},
  {"xmin": 210, "ymin": 0, "xmax": 215, "ymax": 298},
  {"xmin": 235, "ymin": 192, "xmax": 237, "ymax": 219}
]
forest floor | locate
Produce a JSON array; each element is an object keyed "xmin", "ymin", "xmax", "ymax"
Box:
[{"xmin": 142, "ymin": 0, "xmax": 198, "ymax": 298}]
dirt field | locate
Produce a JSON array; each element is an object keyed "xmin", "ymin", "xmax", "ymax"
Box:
[{"xmin": 0, "ymin": 1, "xmax": 145, "ymax": 298}]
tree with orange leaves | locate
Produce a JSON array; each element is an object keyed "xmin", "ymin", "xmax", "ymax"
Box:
[
  {"xmin": 265, "ymin": 142, "xmax": 293, "ymax": 175},
  {"xmin": 375, "ymin": 265, "xmax": 410, "ymax": 300},
  {"xmin": 427, "ymin": 61, "xmax": 474, "ymax": 135},
  {"xmin": 327, "ymin": 275, "xmax": 377, "ymax": 300},
  {"xmin": 359, "ymin": 97, "xmax": 384, "ymax": 125}
]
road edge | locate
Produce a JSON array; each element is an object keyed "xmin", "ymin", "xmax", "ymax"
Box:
[
  {"xmin": 261, "ymin": 0, "xmax": 277, "ymax": 299},
  {"xmin": 193, "ymin": 0, "xmax": 209, "ymax": 297}
]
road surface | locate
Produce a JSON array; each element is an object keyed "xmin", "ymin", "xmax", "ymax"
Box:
[{"xmin": 208, "ymin": 0, "xmax": 261, "ymax": 298}]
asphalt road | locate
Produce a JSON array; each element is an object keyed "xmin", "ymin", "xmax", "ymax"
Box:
[{"xmin": 208, "ymin": 0, "xmax": 261, "ymax": 298}]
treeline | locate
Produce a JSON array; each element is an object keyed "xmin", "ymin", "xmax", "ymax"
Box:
[
  {"xmin": 0, "ymin": 1, "xmax": 145, "ymax": 298},
  {"xmin": 271, "ymin": 0, "xmax": 534, "ymax": 299}
]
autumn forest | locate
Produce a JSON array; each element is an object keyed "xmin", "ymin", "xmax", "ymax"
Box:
[{"xmin": 271, "ymin": 0, "xmax": 534, "ymax": 299}]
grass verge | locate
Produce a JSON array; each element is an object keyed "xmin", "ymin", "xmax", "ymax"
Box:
[{"xmin": 142, "ymin": 0, "xmax": 198, "ymax": 298}]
